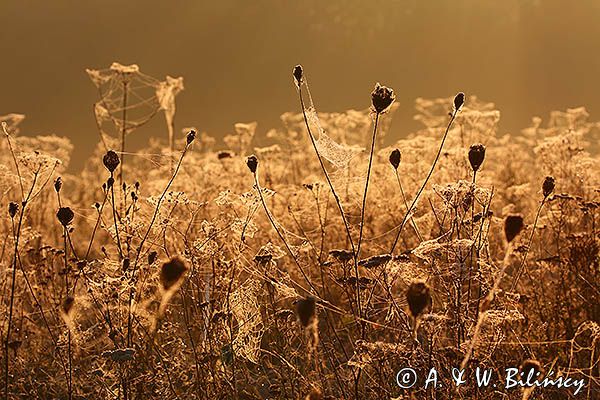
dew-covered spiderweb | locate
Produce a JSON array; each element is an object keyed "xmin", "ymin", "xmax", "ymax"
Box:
[{"xmin": 86, "ymin": 62, "xmax": 184, "ymax": 156}]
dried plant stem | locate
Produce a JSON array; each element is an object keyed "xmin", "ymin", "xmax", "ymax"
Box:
[
  {"xmin": 510, "ymin": 198, "xmax": 546, "ymax": 291},
  {"xmin": 297, "ymin": 85, "xmax": 356, "ymax": 256},
  {"xmin": 109, "ymin": 174, "xmax": 124, "ymax": 260},
  {"xmin": 393, "ymin": 169, "xmax": 422, "ymax": 241},
  {"xmin": 390, "ymin": 111, "xmax": 458, "ymax": 253},
  {"xmin": 252, "ymin": 172, "xmax": 318, "ymax": 295}
]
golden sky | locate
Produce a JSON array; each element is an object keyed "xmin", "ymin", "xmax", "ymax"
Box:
[{"xmin": 2, "ymin": 0, "xmax": 600, "ymax": 169}]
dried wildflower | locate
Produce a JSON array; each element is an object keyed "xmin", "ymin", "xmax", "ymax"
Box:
[
  {"xmin": 54, "ymin": 177, "xmax": 62, "ymax": 193},
  {"xmin": 358, "ymin": 254, "xmax": 392, "ymax": 269},
  {"xmin": 454, "ymin": 92, "xmax": 465, "ymax": 112},
  {"xmin": 102, "ymin": 348, "xmax": 135, "ymax": 362},
  {"xmin": 520, "ymin": 359, "xmax": 543, "ymax": 380},
  {"xmin": 217, "ymin": 150, "xmax": 233, "ymax": 159},
  {"xmin": 246, "ymin": 154, "xmax": 258, "ymax": 174},
  {"xmin": 406, "ymin": 281, "xmax": 432, "ymax": 318},
  {"xmin": 468, "ymin": 143, "xmax": 486, "ymax": 172},
  {"xmin": 103, "ymin": 150, "xmax": 120, "ymax": 173},
  {"xmin": 371, "ymin": 83, "xmax": 395, "ymax": 114},
  {"xmin": 293, "ymin": 65, "xmax": 303, "ymax": 86},
  {"xmin": 62, "ymin": 296, "xmax": 75, "ymax": 315},
  {"xmin": 542, "ymin": 176, "xmax": 555, "ymax": 198},
  {"xmin": 159, "ymin": 256, "xmax": 188, "ymax": 291},
  {"xmin": 8, "ymin": 202, "xmax": 18, "ymax": 218},
  {"xmin": 56, "ymin": 207, "xmax": 74, "ymax": 227},
  {"xmin": 329, "ymin": 249, "xmax": 354, "ymax": 263},
  {"xmin": 106, "ymin": 177, "xmax": 114, "ymax": 189},
  {"xmin": 296, "ymin": 296, "xmax": 316, "ymax": 327},
  {"xmin": 186, "ymin": 129, "xmax": 196, "ymax": 145},
  {"xmin": 148, "ymin": 251, "xmax": 158, "ymax": 265},
  {"xmin": 504, "ymin": 214, "xmax": 525, "ymax": 243},
  {"xmin": 389, "ymin": 148, "xmax": 401, "ymax": 170},
  {"xmin": 336, "ymin": 276, "xmax": 374, "ymax": 289}
]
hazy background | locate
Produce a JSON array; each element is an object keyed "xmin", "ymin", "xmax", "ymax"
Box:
[{"xmin": 2, "ymin": 0, "xmax": 600, "ymax": 170}]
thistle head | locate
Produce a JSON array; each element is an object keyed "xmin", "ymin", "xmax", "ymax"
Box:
[
  {"xmin": 246, "ymin": 154, "xmax": 258, "ymax": 174},
  {"xmin": 406, "ymin": 281, "xmax": 432, "ymax": 318},
  {"xmin": 57, "ymin": 207, "xmax": 74, "ymax": 227},
  {"xmin": 103, "ymin": 150, "xmax": 120, "ymax": 174},
  {"xmin": 293, "ymin": 65, "xmax": 303, "ymax": 86},
  {"xmin": 389, "ymin": 148, "xmax": 401, "ymax": 170},
  {"xmin": 295, "ymin": 296, "xmax": 316, "ymax": 327},
  {"xmin": 454, "ymin": 92, "xmax": 465, "ymax": 112},
  {"xmin": 371, "ymin": 83, "xmax": 396, "ymax": 114},
  {"xmin": 8, "ymin": 202, "xmax": 18, "ymax": 219},
  {"xmin": 542, "ymin": 176, "xmax": 555, "ymax": 198},
  {"xmin": 468, "ymin": 143, "xmax": 486, "ymax": 172},
  {"xmin": 504, "ymin": 214, "xmax": 525, "ymax": 243}
]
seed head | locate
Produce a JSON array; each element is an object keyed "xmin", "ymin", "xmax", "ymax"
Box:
[
  {"xmin": 542, "ymin": 176, "xmax": 555, "ymax": 198},
  {"xmin": 406, "ymin": 281, "xmax": 432, "ymax": 318},
  {"xmin": 54, "ymin": 177, "xmax": 62, "ymax": 193},
  {"xmin": 520, "ymin": 359, "xmax": 543, "ymax": 380},
  {"xmin": 454, "ymin": 92, "xmax": 465, "ymax": 112},
  {"xmin": 296, "ymin": 296, "xmax": 316, "ymax": 327},
  {"xmin": 246, "ymin": 154, "xmax": 258, "ymax": 174},
  {"xmin": 8, "ymin": 202, "xmax": 18, "ymax": 219},
  {"xmin": 62, "ymin": 296, "xmax": 75, "ymax": 315},
  {"xmin": 186, "ymin": 130, "xmax": 196, "ymax": 145},
  {"xmin": 103, "ymin": 150, "xmax": 120, "ymax": 173},
  {"xmin": 468, "ymin": 143, "xmax": 486, "ymax": 172},
  {"xmin": 504, "ymin": 214, "xmax": 524, "ymax": 243},
  {"xmin": 56, "ymin": 207, "xmax": 74, "ymax": 227},
  {"xmin": 293, "ymin": 65, "xmax": 303, "ymax": 86},
  {"xmin": 160, "ymin": 256, "xmax": 188, "ymax": 291},
  {"xmin": 389, "ymin": 148, "xmax": 401, "ymax": 170},
  {"xmin": 371, "ymin": 83, "xmax": 396, "ymax": 114},
  {"xmin": 148, "ymin": 251, "xmax": 158, "ymax": 265}
]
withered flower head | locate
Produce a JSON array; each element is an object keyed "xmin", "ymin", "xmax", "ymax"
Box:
[
  {"xmin": 454, "ymin": 92, "xmax": 465, "ymax": 112},
  {"xmin": 160, "ymin": 256, "xmax": 188, "ymax": 291},
  {"xmin": 542, "ymin": 176, "xmax": 555, "ymax": 198},
  {"xmin": 520, "ymin": 359, "xmax": 543, "ymax": 380},
  {"xmin": 293, "ymin": 65, "xmax": 303, "ymax": 86},
  {"xmin": 468, "ymin": 143, "xmax": 486, "ymax": 172},
  {"xmin": 54, "ymin": 177, "xmax": 62, "ymax": 193},
  {"xmin": 371, "ymin": 83, "xmax": 396, "ymax": 114},
  {"xmin": 148, "ymin": 251, "xmax": 158, "ymax": 265},
  {"xmin": 56, "ymin": 207, "xmax": 74, "ymax": 227},
  {"xmin": 406, "ymin": 281, "xmax": 432, "ymax": 318},
  {"xmin": 295, "ymin": 296, "xmax": 316, "ymax": 327},
  {"xmin": 246, "ymin": 154, "xmax": 258, "ymax": 174},
  {"xmin": 103, "ymin": 150, "xmax": 120, "ymax": 173},
  {"xmin": 62, "ymin": 296, "xmax": 75, "ymax": 315},
  {"xmin": 186, "ymin": 130, "xmax": 196, "ymax": 145},
  {"xmin": 389, "ymin": 148, "xmax": 401, "ymax": 170},
  {"xmin": 8, "ymin": 202, "xmax": 18, "ymax": 219},
  {"xmin": 504, "ymin": 214, "xmax": 525, "ymax": 243}
]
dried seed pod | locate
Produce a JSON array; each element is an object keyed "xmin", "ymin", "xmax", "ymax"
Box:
[
  {"xmin": 468, "ymin": 143, "xmax": 486, "ymax": 172},
  {"xmin": 54, "ymin": 177, "xmax": 62, "ymax": 193},
  {"xmin": 406, "ymin": 281, "xmax": 432, "ymax": 318},
  {"xmin": 454, "ymin": 92, "xmax": 465, "ymax": 112},
  {"xmin": 148, "ymin": 251, "xmax": 158, "ymax": 265},
  {"xmin": 293, "ymin": 65, "xmax": 303, "ymax": 86},
  {"xmin": 159, "ymin": 256, "xmax": 188, "ymax": 291},
  {"xmin": 371, "ymin": 83, "xmax": 396, "ymax": 114},
  {"xmin": 520, "ymin": 359, "xmax": 543, "ymax": 380},
  {"xmin": 62, "ymin": 296, "xmax": 75, "ymax": 315},
  {"xmin": 186, "ymin": 130, "xmax": 196, "ymax": 145},
  {"xmin": 246, "ymin": 154, "xmax": 258, "ymax": 174},
  {"xmin": 542, "ymin": 176, "xmax": 555, "ymax": 198},
  {"xmin": 504, "ymin": 214, "xmax": 524, "ymax": 243},
  {"xmin": 8, "ymin": 202, "xmax": 18, "ymax": 218},
  {"xmin": 103, "ymin": 150, "xmax": 120, "ymax": 173},
  {"xmin": 56, "ymin": 207, "xmax": 74, "ymax": 227},
  {"xmin": 296, "ymin": 296, "xmax": 316, "ymax": 327},
  {"xmin": 389, "ymin": 148, "xmax": 401, "ymax": 170}
]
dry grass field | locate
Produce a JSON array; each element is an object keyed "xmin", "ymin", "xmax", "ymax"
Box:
[{"xmin": 0, "ymin": 63, "xmax": 598, "ymax": 399}]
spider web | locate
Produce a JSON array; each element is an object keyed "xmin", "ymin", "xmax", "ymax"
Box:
[{"xmin": 86, "ymin": 62, "xmax": 184, "ymax": 153}]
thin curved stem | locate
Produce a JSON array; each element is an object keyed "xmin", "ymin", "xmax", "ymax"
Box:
[{"xmin": 390, "ymin": 111, "xmax": 457, "ymax": 253}]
